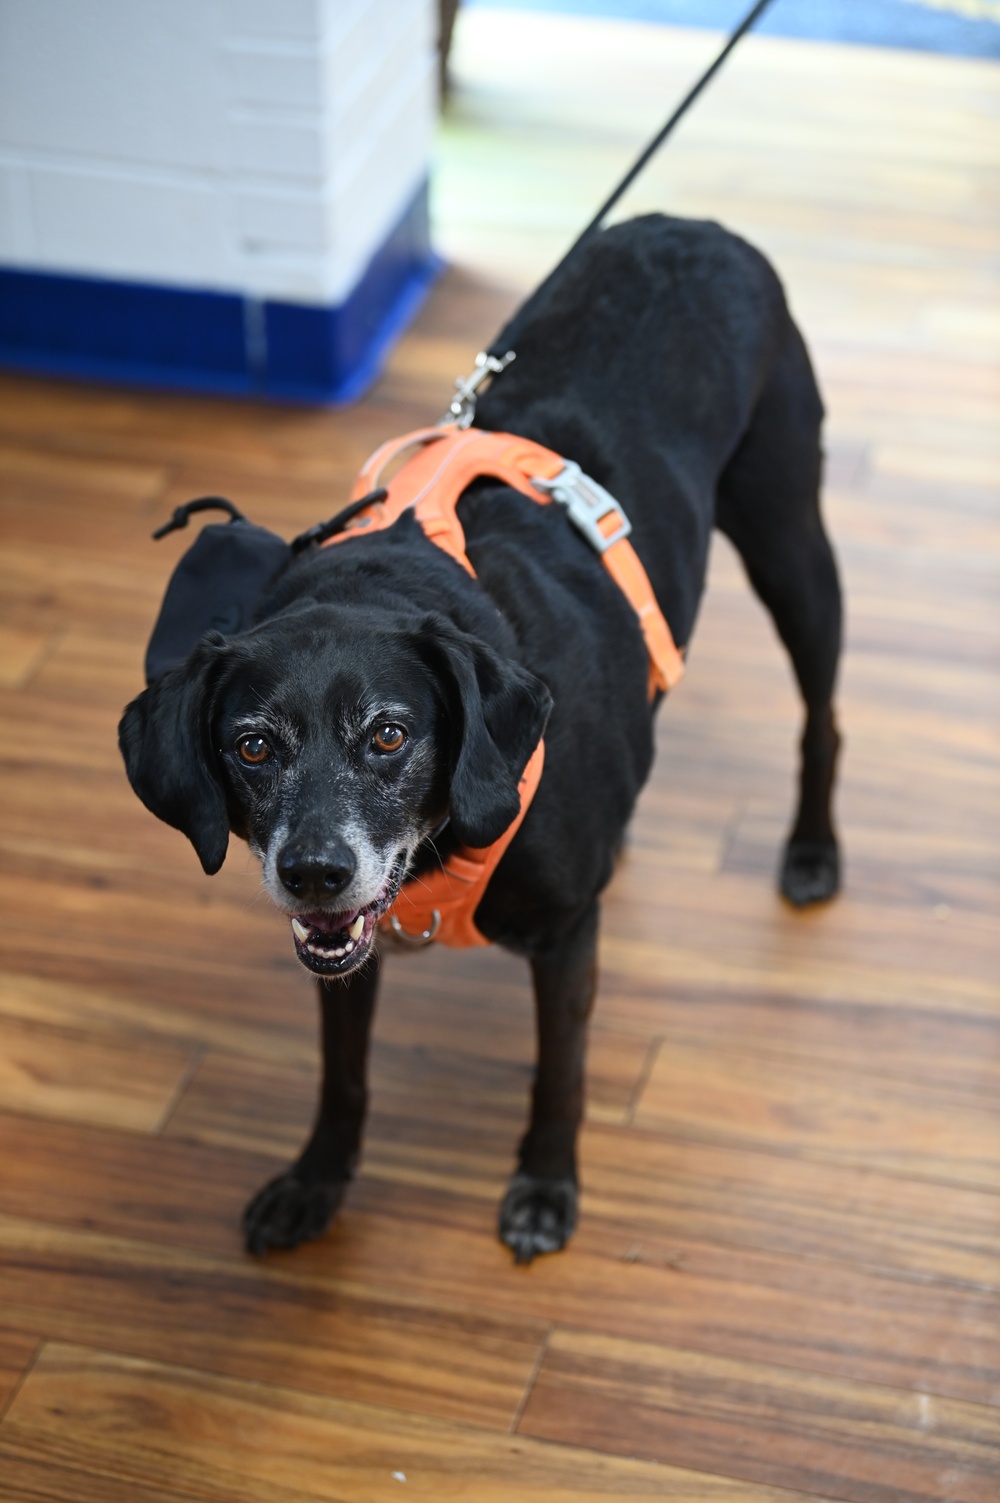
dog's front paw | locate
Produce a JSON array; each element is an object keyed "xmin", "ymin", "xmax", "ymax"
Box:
[
  {"xmin": 498, "ymin": 1172, "xmax": 577, "ymax": 1265},
  {"xmin": 243, "ymin": 1171, "xmax": 345, "ymax": 1255},
  {"xmin": 780, "ymin": 838, "xmax": 840, "ymax": 907}
]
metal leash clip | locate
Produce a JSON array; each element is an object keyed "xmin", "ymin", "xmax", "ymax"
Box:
[
  {"xmin": 530, "ymin": 459, "xmax": 632, "ymax": 555},
  {"xmin": 442, "ymin": 349, "xmax": 516, "ymax": 428}
]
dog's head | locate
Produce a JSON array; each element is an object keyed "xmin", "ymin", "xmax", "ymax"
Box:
[{"xmin": 119, "ymin": 602, "xmax": 551, "ymax": 976}]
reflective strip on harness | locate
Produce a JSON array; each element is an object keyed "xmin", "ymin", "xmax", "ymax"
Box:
[{"xmin": 325, "ymin": 425, "xmax": 684, "ymax": 947}]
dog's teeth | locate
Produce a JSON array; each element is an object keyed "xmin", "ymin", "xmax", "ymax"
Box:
[
  {"xmin": 291, "ymin": 917, "xmax": 311, "ymax": 943},
  {"xmin": 348, "ymin": 914, "xmax": 365, "ymax": 940}
]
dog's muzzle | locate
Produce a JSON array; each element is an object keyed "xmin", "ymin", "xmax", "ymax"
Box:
[{"xmin": 288, "ymin": 868, "xmax": 402, "ymax": 976}]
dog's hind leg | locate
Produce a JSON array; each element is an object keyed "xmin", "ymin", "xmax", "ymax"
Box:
[
  {"xmin": 499, "ymin": 902, "xmax": 598, "ymax": 1263},
  {"xmin": 243, "ymin": 961, "xmax": 378, "ymax": 1253},
  {"xmin": 715, "ymin": 322, "xmax": 843, "ymax": 907}
]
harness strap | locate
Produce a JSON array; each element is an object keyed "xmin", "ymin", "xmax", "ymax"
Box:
[
  {"xmin": 324, "ymin": 425, "xmax": 684, "ymax": 947},
  {"xmin": 330, "ymin": 426, "xmax": 685, "ymax": 696},
  {"xmin": 384, "ymin": 740, "xmax": 545, "ymax": 949}
]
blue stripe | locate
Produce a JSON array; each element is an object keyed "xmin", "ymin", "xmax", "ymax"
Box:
[
  {"xmin": 0, "ymin": 180, "xmax": 441, "ymax": 404},
  {"xmin": 265, "ymin": 185, "xmax": 443, "ymax": 403},
  {"xmin": 466, "ymin": 0, "xmax": 1000, "ymax": 59}
]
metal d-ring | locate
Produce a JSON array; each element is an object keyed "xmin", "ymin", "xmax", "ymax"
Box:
[{"xmin": 388, "ymin": 909, "xmax": 441, "ymax": 945}]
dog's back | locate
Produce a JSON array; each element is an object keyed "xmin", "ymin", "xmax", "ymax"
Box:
[{"xmin": 476, "ymin": 214, "xmax": 822, "ymax": 648}]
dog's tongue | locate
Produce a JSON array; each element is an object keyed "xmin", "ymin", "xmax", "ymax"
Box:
[
  {"xmin": 290, "ymin": 907, "xmax": 368, "ymax": 943},
  {"xmin": 296, "ymin": 907, "xmax": 359, "ymax": 931}
]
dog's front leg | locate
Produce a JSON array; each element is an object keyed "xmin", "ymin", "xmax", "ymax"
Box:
[
  {"xmin": 243, "ymin": 960, "xmax": 378, "ymax": 1254},
  {"xmin": 499, "ymin": 902, "xmax": 598, "ymax": 1264}
]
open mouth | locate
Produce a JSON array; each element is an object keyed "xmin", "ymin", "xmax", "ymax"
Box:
[{"xmin": 288, "ymin": 870, "xmax": 401, "ymax": 977}]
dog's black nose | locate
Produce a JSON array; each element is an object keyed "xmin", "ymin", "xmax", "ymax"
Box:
[{"xmin": 277, "ymin": 841, "xmax": 356, "ymax": 902}]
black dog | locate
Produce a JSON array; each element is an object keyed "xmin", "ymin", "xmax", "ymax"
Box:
[{"xmin": 120, "ymin": 215, "xmax": 841, "ymax": 1263}]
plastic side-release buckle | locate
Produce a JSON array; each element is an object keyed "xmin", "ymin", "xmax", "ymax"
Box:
[{"xmin": 530, "ymin": 460, "xmax": 632, "ymax": 555}]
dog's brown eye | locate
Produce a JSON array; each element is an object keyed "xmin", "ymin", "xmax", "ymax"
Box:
[
  {"xmin": 371, "ymin": 724, "xmax": 407, "ymax": 755},
  {"xmin": 237, "ymin": 735, "xmax": 272, "ymax": 765}
]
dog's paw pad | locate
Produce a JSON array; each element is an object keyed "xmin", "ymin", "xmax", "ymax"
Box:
[
  {"xmin": 498, "ymin": 1173, "xmax": 577, "ymax": 1265},
  {"xmin": 242, "ymin": 1172, "xmax": 344, "ymax": 1255},
  {"xmin": 780, "ymin": 839, "xmax": 840, "ymax": 908}
]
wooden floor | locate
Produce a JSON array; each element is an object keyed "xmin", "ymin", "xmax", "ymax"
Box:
[{"xmin": 1, "ymin": 11, "xmax": 999, "ymax": 1500}]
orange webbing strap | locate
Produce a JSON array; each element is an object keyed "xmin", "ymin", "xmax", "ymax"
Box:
[
  {"xmin": 379, "ymin": 739, "xmax": 546, "ymax": 948},
  {"xmin": 330, "ymin": 426, "xmax": 684, "ymax": 697},
  {"xmin": 601, "ymin": 542, "xmax": 685, "ymax": 696},
  {"xmin": 333, "ymin": 426, "xmax": 563, "ymax": 577},
  {"xmin": 332, "ymin": 427, "xmax": 682, "ymax": 948}
]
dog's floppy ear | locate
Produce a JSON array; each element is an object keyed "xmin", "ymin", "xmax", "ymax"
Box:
[
  {"xmin": 118, "ymin": 634, "xmax": 231, "ymax": 874},
  {"xmin": 417, "ymin": 617, "xmax": 553, "ymax": 848}
]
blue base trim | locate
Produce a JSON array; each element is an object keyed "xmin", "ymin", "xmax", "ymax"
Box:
[{"xmin": 0, "ymin": 180, "xmax": 442, "ymax": 405}]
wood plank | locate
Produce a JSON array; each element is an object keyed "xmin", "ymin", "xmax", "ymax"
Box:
[
  {"xmin": 0, "ymin": 370, "xmax": 428, "ymax": 483},
  {"xmin": 5, "ymin": 990, "xmax": 1000, "ymax": 1298},
  {"xmin": 151, "ymin": 1034, "xmax": 998, "ymax": 1292},
  {"xmin": 161, "ymin": 1048, "xmax": 1000, "ymax": 1291},
  {"xmin": 0, "ymin": 442, "xmax": 167, "ymax": 522},
  {"xmin": 4, "ymin": 1111, "xmax": 1000, "ymax": 1408},
  {"xmin": 0, "ymin": 546, "xmax": 158, "ymax": 636},
  {"xmin": 0, "ymin": 1115, "xmax": 276, "ymax": 1257},
  {"xmin": 597, "ymin": 890, "xmax": 1000, "ymax": 1019},
  {"xmin": 378, "ymin": 1101, "xmax": 1000, "ymax": 1286},
  {"xmin": 632, "ymin": 1032, "xmax": 1000, "ymax": 1191},
  {"xmin": 722, "ymin": 809, "xmax": 1000, "ymax": 916},
  {"xmin": 574, "ymin": 1123, "xmax": 1000, "ymax": 1290},
  {"xmin": 0, "ymin": 968, "xmax": 316, "ymax": 1071},
  {"xmin": 0, "ymin": 1017, "xmax": 194, "ymax": 1133},
  {"xmin": 0, "ymin": 1329, "xmax": 39, "ymax": 1416},
  {"xmin": 0, "ymin": 862, "xmax": 306, "ymax": 992},
  {"xmin": 0, "ymin": 1454, "xmax": 235, "ymax": 1503},
  {"xmin": 375, "ymin": 1012, "xmax": 646, "ymax": 1130},
  {"xmin": 0, "ymin": 627, "xmax": 57, "ymax": 691},
  {"xmin": 164, "ymin": 1028, "xmax": 649, "ymax": 1157},
  {"xmin": 876, "ymin": 442, "xmax": 1000, "ymax": 490},
  {"xmin": 25, "ymin": 631, "xmax": 157, "ymax": 709},
  {"xmin": 587, "ymin": 983, "xmax": 1000, "ymax": 1103},
  {"xmin": 598, "ymin": 748, "xmax": 1000, "ymax": 1010},
  {"xmin": 519, "ymin": 1328, "xmax": 1000, "ymax": 1502},
  {"xmin": 322, "ymin": 1199, "xmax": 1000, "ymax": 1410},
  {"xmin": 1, "ymin": 1342, "xmax": 844, "ymax": 1502},
  {"xmin": 0, "ymin": 1218, "xmax": 546, "ymax": 1430}
]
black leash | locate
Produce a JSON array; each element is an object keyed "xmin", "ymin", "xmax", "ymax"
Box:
[
  {"xmin": 446, "ymin": 0, "xmax": 775, "ymax": 422},
  {"xmin": 556, "ymin": 0, "xmax": 774, "ymax": 261}
]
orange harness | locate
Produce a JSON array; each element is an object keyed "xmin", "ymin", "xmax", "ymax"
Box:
[{"xmin": 325, "ymin": 426, "xmax": 683, "ymax": 947}]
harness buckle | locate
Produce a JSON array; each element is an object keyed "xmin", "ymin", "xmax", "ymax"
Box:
[
  {"xmin": 442, "ymin": 350, "xmax": 516, "ymax": 429},
  {"xmin": 531, "ymin": 460, "xmax": 632, "ymax": 555}
]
